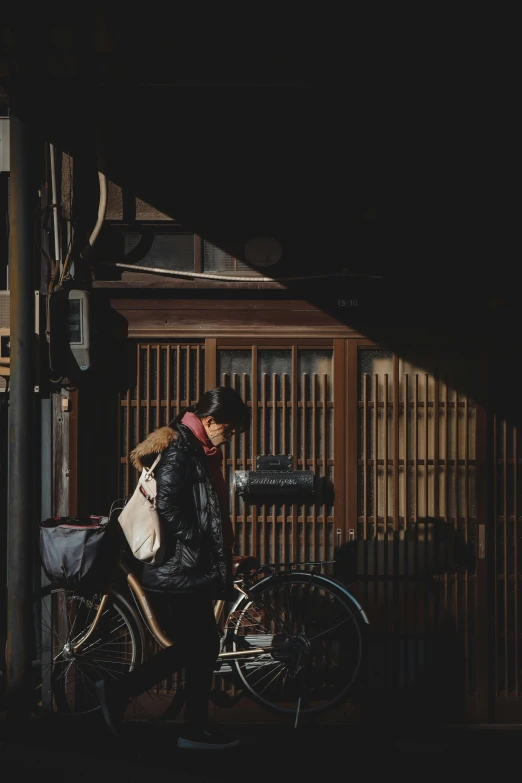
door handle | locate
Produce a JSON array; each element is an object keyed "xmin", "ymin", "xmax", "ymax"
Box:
[{"xmin": 478, "ymin": 524, "xmax": 486, "ymax": 559}]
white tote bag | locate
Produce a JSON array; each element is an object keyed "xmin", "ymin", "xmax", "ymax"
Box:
[{"xmin": 118, "ymin": 454, "xmax": 165, "ymax": 564}]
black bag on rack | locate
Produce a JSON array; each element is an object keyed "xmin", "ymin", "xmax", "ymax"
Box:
[{"xmin": 39, "ymin": 515, "xmax": 115, "ymax": 589}]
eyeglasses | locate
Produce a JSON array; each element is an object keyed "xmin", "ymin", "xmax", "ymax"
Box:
[{"xmin": 217, "ymin": 422, "xmax": 236, "ymax": 437}]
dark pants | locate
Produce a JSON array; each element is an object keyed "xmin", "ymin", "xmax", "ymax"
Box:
[{"xmin": 120, "ymin": 592, "xmax": 220, "ymax": 730}]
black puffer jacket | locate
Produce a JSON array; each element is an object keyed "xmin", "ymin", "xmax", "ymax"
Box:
[{"xmin": 132, "ymin": 423, "xmax": 232, "ymax": 598}]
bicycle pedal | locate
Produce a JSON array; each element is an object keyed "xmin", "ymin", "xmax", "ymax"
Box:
[{"xmin": 214, "ymin": 662, "xmax": 233, "ymax": 675}]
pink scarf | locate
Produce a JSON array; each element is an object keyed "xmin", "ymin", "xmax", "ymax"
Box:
[{"xmin": 181, "ymin": 412, "xmax": 234, "ymax": 550}]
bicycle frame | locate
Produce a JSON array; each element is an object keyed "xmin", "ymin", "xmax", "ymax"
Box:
[
  {"xmin": 52, "ymin": 554, "xmax": 368, "ymax": 725},
  {"xmin": 72, "ymin": 558, "xmax": 276, "ymax": 660}
]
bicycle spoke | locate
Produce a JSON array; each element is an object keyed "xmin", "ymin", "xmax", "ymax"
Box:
[
  {"xmin": 71, "ymin": 619, "xmax": 129, "ymax": 648},
  {"xmin": 127, "ymin": 687, "xmax": 179, "ymax": 721},
  {"xmin": 295, "ymin": 580, "xmax": 312, "ymax": 634},
  {"xmin": 243, "ymin": 658, "xmax": 286, "ymax": 686},
  {"xmin": 80, "ymin": 635, "xmax": 133, "ymax": 655},
  {"xmin": 54, "ymin": 660, "xmax": 75, "ymax": 684},
  {"xmin": 75, "ymin": 666, "xmax": 98, "ymax": 695},
  {"xmin": 307, "ymin": 613, "xmax": 355, "ymax": 642},
  {"xmin": 247, "ymin": 662, "xmax": 288, "ymax": 696},
  {"xmin": 83, "ymin": 658, "xmax": 134, "ymax": 673},
  {"xmin": 242, "ymin": 656, "xmax": 282, "ymax": 680},
  {"xmin": 86, "ymin": 651, "xmax": 135, "ymax": 663},
  {"xmin": 33, "ymin": 589, "xmax": 146, "ymax": 716},
  {"xmin": 229, "ymin": 575, "xmax": 365, "ymax": 716}
]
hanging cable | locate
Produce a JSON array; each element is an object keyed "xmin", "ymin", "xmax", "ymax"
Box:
[
  {"xmin": 97, "ymin": 260, "xmax": 383, "ymax": 282},
  {"xmin": 79, "ymin": 124, "xmax": 108, "ymax": 264},
  {"xmin": 79, "ymin": 170, "xmax": 107, "ymax": 261}
]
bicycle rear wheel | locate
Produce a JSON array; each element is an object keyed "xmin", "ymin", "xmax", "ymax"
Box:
[{"xmin": 225, "ymin": 572, "xmax": 367, "ymax": 717}]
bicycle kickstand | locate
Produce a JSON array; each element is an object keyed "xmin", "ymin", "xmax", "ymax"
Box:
[
  {"xmin": 294, "ymin": 666, "xmax": 308, "ymax": 729},
  {"xmin": 294, "ymin": 696, "xmax": 302, "ymax": 729}
]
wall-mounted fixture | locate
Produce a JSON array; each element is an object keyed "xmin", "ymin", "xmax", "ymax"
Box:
[
  {"xmin": 48, "ymin": 288, "xmax": 91, "ymax": 376},
  {"xmin": 233, "ymin": 454, "xmax": 316, "ymax": 504}
]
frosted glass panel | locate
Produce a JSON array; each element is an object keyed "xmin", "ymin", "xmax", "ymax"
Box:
[
  {"xmin": 298, "ymin": 350, "xmax": 333, "ymax": 400},
  {"xmin": 359, "ymin": 351, "xmax": 394, "ymax": 401},
  {"xmin": 218, "ymin": 350, "xmax": 251, "ymax": 381},
  {"xmin": 258, "ymin": 351, "xmax": 292, "ymax": 399}
]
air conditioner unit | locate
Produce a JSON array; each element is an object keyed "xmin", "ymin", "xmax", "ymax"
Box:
[{"xmin": 0, "ymin": 290, "xmax": 41, "ymax": 392}]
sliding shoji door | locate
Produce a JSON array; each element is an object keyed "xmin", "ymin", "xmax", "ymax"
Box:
[{"xmin": 215, "ymin": 341, "xmax": 338, "ymax": 566}]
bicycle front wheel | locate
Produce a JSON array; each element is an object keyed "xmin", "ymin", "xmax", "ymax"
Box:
[
  {"xmin": 225, "ymin": 572, "xmax": 367, "ymax": 717},
  {"xmin": 34, "ymin": 585, "xmax": 187, "ymax": 721},
  {"xmin": 34, "ymin": 585, "xmax": 145, "ymax": 715}
]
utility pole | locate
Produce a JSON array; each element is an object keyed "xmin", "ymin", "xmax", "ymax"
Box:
[{"xmin": 6, "ymin": 107, "xmax": 35, "ymax": 723}]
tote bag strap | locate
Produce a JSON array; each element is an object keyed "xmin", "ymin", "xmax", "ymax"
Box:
[{"xmin": 142, "ymin": 452, "xmax": 162, "ymax": 480}]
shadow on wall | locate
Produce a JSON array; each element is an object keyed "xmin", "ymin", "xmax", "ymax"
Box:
[
  {"xmin": 0, "ymin": 386, "xmax": 8, "ymax": 709},
  {"xmin": 333, "ymin": 518, "xmax": 474, "ymax": 730}
]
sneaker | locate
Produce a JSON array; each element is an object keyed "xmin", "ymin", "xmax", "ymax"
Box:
[
  {"xmin": 177, "ymin": 727, "xmax": 240, "ymax": 750},
  {"xmin": 95, "ymin": 679, "xmax": 128, "ymax": 737}
]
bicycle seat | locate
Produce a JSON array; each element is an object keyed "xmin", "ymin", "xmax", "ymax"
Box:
[{"xmin": 231, "ymin": 555, "xmax": 259, "ymax": 577}]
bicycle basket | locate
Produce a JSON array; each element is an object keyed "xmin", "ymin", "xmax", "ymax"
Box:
[{"xmin": 39, "ymin": 516, "xmax": 115, "ymax": 589}]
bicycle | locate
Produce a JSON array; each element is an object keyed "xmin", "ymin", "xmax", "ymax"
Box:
[{"xmin": 32, "ymin": 513, "xmax": 370, "ymax": 726}]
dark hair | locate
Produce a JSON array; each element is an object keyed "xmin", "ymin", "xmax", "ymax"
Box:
[{"xmin": 169, "ymin": 386, "xmax": 250, "ymax": 432}]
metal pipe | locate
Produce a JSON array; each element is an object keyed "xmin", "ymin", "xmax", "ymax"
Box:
[
  {"xmin": 49, "ymin": 143, "xmax": 61, "ymax": 264},
  {"xmin": 6, "ymin": 111, "xmax": 35, "ymax": 721},
  {"xmin": 219, "ymin": 648, "xmax": 276, "ymax": 658}
]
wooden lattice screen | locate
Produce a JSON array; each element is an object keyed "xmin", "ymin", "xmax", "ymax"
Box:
[
  {"xmin": 494, "ymin": 415, "xmax": 522, "ymax": 711},
  {"xmin": 119, "ymin": 343, "xmax": 206, "ymax": 498},
  {"xmin": 358, "ymin": 350, "xmax": 478, "ymax": 700},
  {"xmin": 117, "ymin": 340, "xmax": 487, "ymax": 718}
]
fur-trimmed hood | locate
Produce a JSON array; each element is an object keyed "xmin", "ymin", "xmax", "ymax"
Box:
[{"xmin": 129, "ymin": 426, "xmax": 178, "ymax": 470}]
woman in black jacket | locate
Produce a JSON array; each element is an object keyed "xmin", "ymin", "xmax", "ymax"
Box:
[{"xmin": 96, "ymin": 386, "xmax": 250, "ymax": 750}]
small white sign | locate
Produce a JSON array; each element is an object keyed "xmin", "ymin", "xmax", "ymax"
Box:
[{"xmin": 0, "ymin": 118, "xmax": 9, "ymax": 172}]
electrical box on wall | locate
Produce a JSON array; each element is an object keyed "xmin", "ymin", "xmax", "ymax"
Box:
[
  {"xmin": 48, "ymin": 288, "xmax": 92, "ymax": 377},
  {"xmin": 66, "ymin": 290, "xmax": 91, "ymax": 371}
]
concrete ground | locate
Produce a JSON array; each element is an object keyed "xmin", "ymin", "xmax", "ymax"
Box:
[{"xmin": 2, "ymin": 709, "xmax": 522, "ymax": 782}]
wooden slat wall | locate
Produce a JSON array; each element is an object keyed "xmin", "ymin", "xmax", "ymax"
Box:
[
  {"xmin": 118, "ymin": 342, "xmax": 205, "ymax": 497},
  {"xmin": 119, "ymin": 341, "xmax": 335, "ymax": 564},
  {"xmin": 114, "ymin": 338, "xmax": 489, "ymax": 720},
  {"xmin": 358, "ymin": 352, "xmax": 478, "ymax": 711},
  {"xmin": 494, "ymin": 413, "xmax": 522, "ymax": 718}
]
